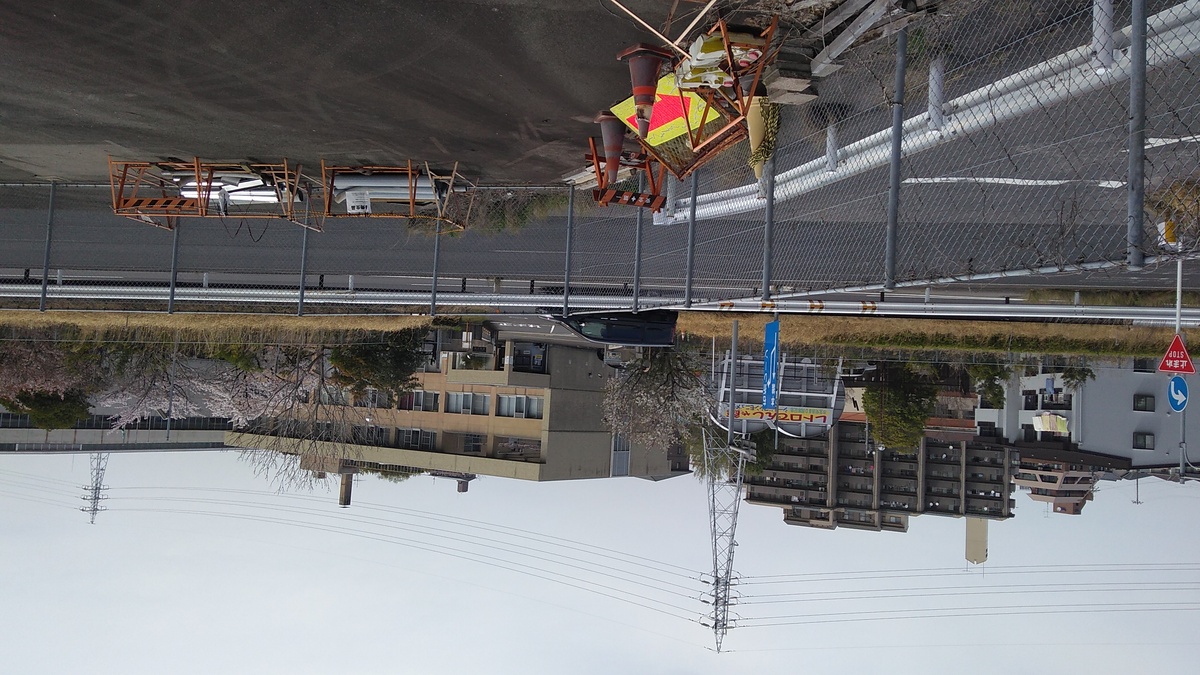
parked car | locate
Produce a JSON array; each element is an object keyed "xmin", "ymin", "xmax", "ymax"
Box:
[{"xmin": 544, "ymin": 309, "xmax": 677, "ymax": 347}]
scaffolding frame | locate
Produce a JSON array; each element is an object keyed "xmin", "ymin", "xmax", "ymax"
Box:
[
  {"xmin": 586, "ymin": 137, "xmax": 669, "ymax": 211},
  {"xmin": 631, "ymin": 16, "xmax": 780, "ymax": 180},
  {"xmin": 108, "ymin": 157, "xmax": 308, "ymax": 230},
  {"xmin": 317, "ymin": 160, "xmax": 471, "ymax": 232}
]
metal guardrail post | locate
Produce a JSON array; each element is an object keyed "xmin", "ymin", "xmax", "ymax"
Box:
[
  {"xmin": 685, "ymin": 171, "xmax": 699, "ymax": 308},
  {"xmin": 167, "ymin": 223, "xmax": 180, "ymax": 314},
  {"xmin": 826, "ymin": 125, "xmax": 839, "ymax": 171},
  {"xmin": 928, "ymin": 53, "xmax": 945, "ymax": 132},
  {"xmin": 884, "ymin": 27, "xmax": 908, "ymax": 290},
  {"xmin": 1127, "ymin": 0, "xmax": 1147, "ymax": 269},
  {"xmin": 431, "ymin": 218, "xmax": 441, "ymax": 316},
  {"xmin": 632, "ymin": 175, "xmax": 644, "ymax": 313},
  {"xmin": 761, "ymin": 157, "xmax": 775, "ymax": 301},
  {"xmin": 297, "ymin": 225, "xmax": 309, "ymax": 316},
  {"xmin": 1093, "ymin": 0, "xmax": 1115, "ymax": 70},
  {"xmin": 38, "ymin": 182, "xmax": 56, "ymax": 312},
  {"xmin": 563, "ymin": 185, "xmax": 574, "ymax": 316}
]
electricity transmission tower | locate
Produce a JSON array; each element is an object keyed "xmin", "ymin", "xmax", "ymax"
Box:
[
  {"xmin": 701, "ymin": 425, "xmax": 748, "ymax": 652},
  {"xmin": 80, "ymin": 452, "xmax": 110, "ymax": 524}
]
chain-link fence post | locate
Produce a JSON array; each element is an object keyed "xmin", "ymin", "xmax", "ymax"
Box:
[
  {"xmin": 685, "ymin": 171, "xmax": 698, "ymax": 308},
  {"xmin": 431, "ymin": 218, "xmax": 441, "ymax": 316},
  {"xmin": 167, "ymin": 223, "xmax": 180, "ymax": 314},
  {"xmin": 38, "ymin": 182, "xmax": 56, "ymax": 312},
  {"xmin": 884, "ymin": 27, "xmax": 908, "ymax": 291},
  {"xmin": 632, "ymin": 175, "xmax": 644, "ymax": 312},
  {"xmin": 563, "ymin": 185, "xmax": 574, "ymax": 316},
  {"xmin": 1127, "ymin": 0, "xmax": 1147, "ymax": 269},
  {"xmin": 761, "ymin": 156, "xmax": 775, "ymax": 301},
  {"xmin": 297, "ymin": 225, "xmax": 309, "ymax": 316}
]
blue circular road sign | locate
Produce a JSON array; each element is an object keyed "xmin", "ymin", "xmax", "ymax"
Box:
[{"xmin": 1169, "ymin": 375, "xmax": 1189, "ymax": 413}]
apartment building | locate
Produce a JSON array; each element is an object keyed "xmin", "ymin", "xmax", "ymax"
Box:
[
  {"xmin": 234, "ymin": 339, "xmax": 689, "ymax": 482},
  {"xmin": 743, "ymin": 420, "xmax": 1016, "ymax": 532},
  {"xmin": 973, "ymin": 358, "xmax": 1185, "ymax": 470}
]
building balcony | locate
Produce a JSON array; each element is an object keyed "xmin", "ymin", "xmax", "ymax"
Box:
[
  {"xmin": 882, "ymin": 481, "xmax": 917, "ymax": 495},
  {"xmin": 924, "ymin": 498, "xmax": 960, "ymax": 514},
  {"xmin": 839, "ymin": 481, "xmax": 874, "ymax": 494},
  {"xmin": 926, "ymin": 451, "xmax": 961, "ymax": 466},
  {"xmin": 1040, "ymin": 393, "xmax": 1073, "ymax": 411}
]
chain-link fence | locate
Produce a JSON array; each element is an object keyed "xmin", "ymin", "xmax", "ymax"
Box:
[{"xmin": 3, "ymin": 1, "xmax": 1200, "ymax": 313}]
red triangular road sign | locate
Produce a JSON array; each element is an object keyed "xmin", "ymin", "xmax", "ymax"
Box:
[{"xmin": 1158, "ymin": 334, "xmax": 1196, "ymax": 374}]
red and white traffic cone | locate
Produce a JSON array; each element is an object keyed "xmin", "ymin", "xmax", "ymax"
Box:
[
  {"xmin": 595, "ymin": 111, "xmax": 625, "ymax": 186},
  {"xmin": 617, "ymin": 44, "xmax": 673, "ymax": 138}
]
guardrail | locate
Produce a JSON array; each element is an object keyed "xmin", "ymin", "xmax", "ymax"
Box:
[{"xmin": 2, "ymin": 282, "xmax": 1197, "ymax": 324}]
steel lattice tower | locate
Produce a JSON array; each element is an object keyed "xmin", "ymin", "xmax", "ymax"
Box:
[
  {"xmin": 702, "ymin": 426, "xmax": 747, "ymax": 653},
  {"xmin": 80, "ymin": 452, "xmax": 110, "ymax": 524}
]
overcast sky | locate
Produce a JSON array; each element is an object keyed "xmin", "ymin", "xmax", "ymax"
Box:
[{"xmin": 2, "ymin": 450, "xmax": 1198, "ymax": 674}]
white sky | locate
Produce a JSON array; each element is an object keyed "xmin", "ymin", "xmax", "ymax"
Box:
[{"xmin": 2, "ymin": 450, "xmax": 1198, "ymax": 674}]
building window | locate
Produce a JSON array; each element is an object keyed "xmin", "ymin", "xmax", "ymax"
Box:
[
  {"xmin": 1134, "ymin": 358, "xmax": 1157, "ymax": 373},
  {"xmin": 446, "ymin": 392, "xmax": 489, "ymax": 415},
  {"xmin": 397, "ymin": 429, "xmax": 436, "ymax": 451},
  {"xmin": 463, "ymin": 433, "xmax": 486, "ymax": 453},
  {"xmin": 398, "ymin": 391, "xmax": 438, "ymax": 412},
  {"xmin": 611, "ymin": 434, "xmax": 631, "ymax": 477},
  {"xmin": 1133, "ymin": 394, "xmax": 1155, "ymax": 412},
  {"xmin": 497, "ymin": 395, "xmax": 544, "ymax": 419},
  {"xmin": 1133, "ymin": 432, "xmax": 1155, "ymax": 450}
]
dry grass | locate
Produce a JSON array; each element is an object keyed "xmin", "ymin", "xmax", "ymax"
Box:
[
  {"xmin": 678, "ymin": 312, "xmax": 1187, "ymax": 357},
  {"xmin": 1026, "ymin": 288, "xmax": 1200, "ymax": 307},
  {"xmin": 0, "ymin": 310, "xmax": 431, "ymax": 345}
]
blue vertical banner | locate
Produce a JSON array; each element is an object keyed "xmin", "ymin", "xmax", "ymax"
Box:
[{"xmin": 763, "ymin": 320, "xmax": 780, "ymax": 410}]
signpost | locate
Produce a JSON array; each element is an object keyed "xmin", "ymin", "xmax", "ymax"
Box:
[
  {"xmin": 1157, "ymin": 334, "xmax": 1195, "ymax": 374},
  {"xmin": 763, "ymin": 320, "xmax": 780, "ymax": 410},
  {"xmin": 1169, "ymin": 375, "xmax": 1189, "ymax": 413},
  {"xmin": 1158, "ymin": 333, "xmax": 1192, "ymax": 478}
]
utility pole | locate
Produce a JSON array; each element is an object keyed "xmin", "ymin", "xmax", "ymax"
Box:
[
  {"xmin": 80, "ymin": 452, "xmax": 110, "ymax": 524},
  {"xmin": 704, "ymin": 320, "xmax": 748, "ymax": 652}
]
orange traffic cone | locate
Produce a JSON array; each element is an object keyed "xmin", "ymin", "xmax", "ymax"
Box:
[
  {"xmin": 595, "ymin": 111, "xmax": 625, "ymax": 186},
  {"xmin": 617, "ymin": 44, "xmax": 673, "ymax": 138}
]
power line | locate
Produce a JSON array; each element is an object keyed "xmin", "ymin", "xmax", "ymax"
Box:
[
  {"xmin": 112, "ymin": 485, "xmax": 704, "ymax": 578},
  {"xmin": 108, "ymin": 504, "xmax": 698, "ymax": 622},
  {"xmin": 737, "ymin": 603, "xmax": 1200, "ymax": 628},
  {"xmin": 739, "ymin": 563, "xmax": 1200, "ymax": 586},
  {"xmin": 109, "ymin": 493, "xmax": 704, "ymax": 598},
  {"xmin": 740, "ymin": 581, "xmax": 1200, "ymax": 606}
]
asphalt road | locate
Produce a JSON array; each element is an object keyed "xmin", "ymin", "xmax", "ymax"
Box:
[
  {"xmin": 0, "ymin": 0, "xmax": 664, "ymax": 183},
  {"xmin": 3, "ymin": 1, "xmax": 1200, "ymax": 299}
]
